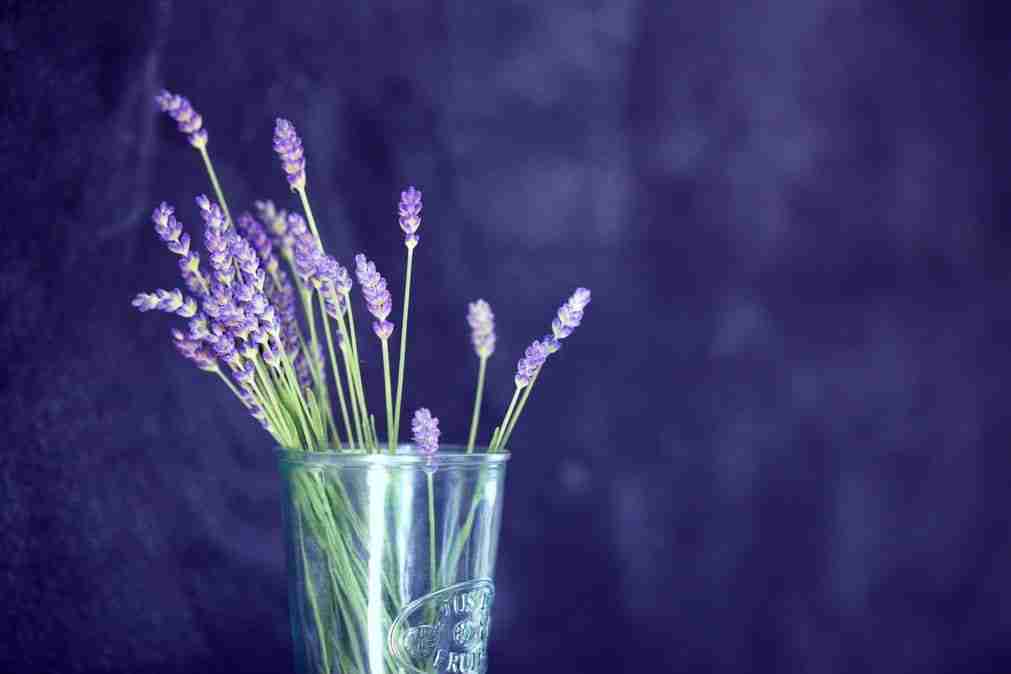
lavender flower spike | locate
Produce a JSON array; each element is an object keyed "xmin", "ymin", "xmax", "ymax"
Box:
[
  {"xmin": 273, "ymin": 118, "xmax": 306, "ymax": 191},
  {"xmin": 467, "ymin": 299, "xmax": 496, "ymax": 358},
  {"xmin": 398, "ymin": 186, "xmax": 422, "ymax": 249},
  {"xmin": 514, "ymin": 339, "xmax": 549, "ymax": 388},
  {"xmin": 132, "ymin": 289, "xmax": 198, "ymax": 318},
  {"xmin": 551, "ymin": 287, "xmax": 592, "ymax": 340},
  {"xmin": 411, "ymin": 408, "xmax": 440, "ymax": 457},
  {"xmin": 354, "ymin": 254, "xmax": 394, "ymax": 340},
  {"xmin": 155, "ymin": 90, "xmax": 208, "ymax": 149}
]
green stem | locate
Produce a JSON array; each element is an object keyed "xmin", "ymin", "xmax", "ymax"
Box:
[
  {"xmin": 381, "ymin": 338, "xmax": 395, "ymax": 453},
  {"xmin": 296, "ymin": 187, "xmax": 323, "ymax": 244},
  {"xmin": 346, "ymin": 304, "xmax": 374, "ymax": 451},
  {"xmin": 427, "ymin": 471, "xmax": 437, "ymax": 591},
  {"xmin": 392, "ymin": 246, "xmax": 414, "ymax": 445},
  {"xmin": 319, "ymin": 296, "xmax": 353, "ymax": 448},
  {"xmin": 466, "ymin": 356, "xmax": 489, "ymax": 453},
  {"xmin": 491, "ymin": 387, "xmax": 522, "ymax": 452},
  {"xmin": 197, "ymin": 146, "xmax": 233, "ymax": 226},
  {"xmin": 500, "ymin": 369, "xmax": 541, "ymax": 450}
]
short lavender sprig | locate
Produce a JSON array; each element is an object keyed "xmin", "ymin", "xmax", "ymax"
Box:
[
  {"xmin": 467, "ymin": 300, "xmax": 496, "ymax": 359},
  {"xmin": 414, "ymin": 405, "xmax": 441, "ymax": 590},
  {"xmin": 412, "ymin": 408, "xmax": 440, "ymax": 457},
  {"xmin": 155, "ymin": 90, "xmax": 207, "ymax": 149},
  {"xmin": 466, "ymin": 300, "xmax": 496, "ymax": 452},
  {"xmin": 152, "ymin": 202, "xmax": 207, "ymax": 294},
  {"xmin": 552, "ymin": 287, "xmax": 592, "ymax": 340},
  {"xmin": 132, "ymin": 288, "xmax": 198, "ymax": 318},
  {"xmin": 354, "ymin": 254, "xmax": 394, "ymax": 340},
  {"xmin": 356, "ymin": 253, "xmax": 396, "ymax": 451},
  {"xmin": 273, "ymin": 118, "xmax": 306, "ymax": 192},
  {"xmin": 399, "ymin": 186, "xmax": 422, "ymax": 250}
]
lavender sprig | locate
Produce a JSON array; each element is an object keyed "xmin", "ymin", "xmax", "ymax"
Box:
[
  {"xmin": 356, "ymin": 253, "xmax": 396, "ymax": 451},
  {"xmin": 152, "ymin": 203, "xmax": 207, "ymax": 294},
  {"xmin": 398, "ymin": 186, "xmax": 422, "ymax": 249},
  {"xmin": 551, "ymin": 287, "xmax": 592, "ymax": 340},
  {"xmin": 492, "ymin": 289, "xmax": 592, "ymax": 451},
  {"xmin": 467, "ymin": 300, "xmax": 496, "ymax": 358},
  {"xmin": 155, "ymin": 89, "xmax": 233, "ymax": 226},
  {"xmin": 132, "ymin": 289, "xmax": 198, "ymax": 318},
  {"xmin": 466, "ymin": 300, "xmax": 496, "ymax": 452},
  {"xmin": 273, "ymin": 118, "xmax": 306, "ymax": 192},
  {"xmin": 155, "ymin": 90, "xmax": 207, "ymax": 149},
  {"xmin": 412, "ymin": 408, "xmax": 440, "ymax": 457},
  {"xmin": 354, "ymin": 254, "xmax": 394, "ymax": 340}
]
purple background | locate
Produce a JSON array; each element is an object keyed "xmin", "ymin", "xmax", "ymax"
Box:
[{"xmin": 3, "ymin": 0, "xmax": 1011, "ymax": 672}]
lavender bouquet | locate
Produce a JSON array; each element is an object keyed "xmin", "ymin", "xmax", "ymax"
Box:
[{"xmin": 135, "ymin": 91, "xmax": 591, "ymax": 674}]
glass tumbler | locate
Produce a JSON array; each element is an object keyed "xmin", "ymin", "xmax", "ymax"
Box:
[{"xmin": 277, "ymin": 447, "xmax": 509, "ymax": 674}]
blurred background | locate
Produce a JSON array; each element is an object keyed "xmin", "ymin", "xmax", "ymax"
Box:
[{"xmin": 3, "ymin": 0, "xmax": 1010, "ymax": 672}]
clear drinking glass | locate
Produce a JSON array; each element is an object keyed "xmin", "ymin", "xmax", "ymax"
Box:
[{"xmin": 277, "ymin": 447, "xmax": 509, "ymax": 674}]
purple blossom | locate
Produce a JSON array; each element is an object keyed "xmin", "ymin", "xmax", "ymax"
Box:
[
  {"xmin": 155, "ymin": 90, "xmax": 208, "ymax": 148},
  {"xmin": 354, "ymin": 254, "xmax": 394, "ymax": 340},
  {"xmin": 398, "ymin": 186, "xmax": 422, "ymax": 248},
  {"xmin": 172, "ymin": 329, "xmax": 217, "ymax": 371},
  {"xmin": 551, "ymin": 287, "xmax": 592, "ymax": 340},
  {"xmin": 273, "ymin": 118, "xmax": 306, "ymax": 190},
  {"xmin": 132, "ymin": 289, "xmax": 198, "ymax": 318},
  {"xmin": 236, "ymin": 213, "xmax": 280, "ymax": 278},
  {"xmin": 317, "ymin": 255, "xmax": 348, "ymax": 320},
  {"xmin": 197, "ymin": 195, "xmax": 234, "ymax": 286},
  {"xmin": 254, "ymin": 200, "xmax": 291, "ymax": 253},
  {"xmin": 411, "ymin": 408, "xmax": 440, "ymax": 457},
  {"xmin": 285, "ymin": 212, "xmax": 320, "ymax": 285},
  {"xmin": 467, "ymin": 299, "xmax": 496, "ymax": 358},
  {"xmin": 514, "ymin": 339, "xmax": 549, "ymax": 388}
]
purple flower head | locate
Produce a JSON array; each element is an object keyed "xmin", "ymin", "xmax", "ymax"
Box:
[
  {"xmin": 197, "ymin": 195, "xmax": 234, "ymax": 285},
  {"xmin": 551, "ymin": 287, "xmax": 592, "ymax": 340},
  {"xmin": 514, "ymin": 339, "xmax": 549, "ymax": 388},
  {"xmin": 398, "ymin": 186, "xmax": 422, "ymax": 248},
  {"xmin": 291, "ymin": 219, "xmax": 323, "ymax": 286},
  {"xmin": 132, "ymin": 289, "xmax": 198, "ymax": 318},
  {"xmin": 317, "ymin": 256, "xmax": 348, "ymax": 319},
  {"xmin": 411, "ymin": 408, "xmax": 440, "ymax": 457},
  {"xmin": 172, "ymin": 330, "xmax": 217, "ymax": 372},
  {"xmin": 354, "ymin": 254, "xmax": 395, "ymax": 339},
  {"xmin": 236, "ymin": 213, "xmax": 280, "ymax": 277},
  {"xmin": 467, "ymin": 299, "xmax": 496, "ymax": 358},
  {"xmin": 273, "ymin": 118, "xmax": 306, "ymax": 190},
  {"xmin": 230, "ymin": 233, "xmax": 260, "ymax": 276},
  {"xmin": 155, "ymin": 90, "xmax": 208, "ymax": 148},
  {"xmin": 254, "ymin": 200, "xmax": 290, "ymax": 253}
]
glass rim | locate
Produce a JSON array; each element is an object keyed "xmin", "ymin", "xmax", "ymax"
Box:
[{"xmin": 276, "ymin": 444, "xmax": 511, "ymax": 467}]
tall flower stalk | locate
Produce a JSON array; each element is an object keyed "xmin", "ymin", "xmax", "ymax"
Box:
[{"xmin": 392, "ymin": 186, "xmax": 422, "ymax": 448}]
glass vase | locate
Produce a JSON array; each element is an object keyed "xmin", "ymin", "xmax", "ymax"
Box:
[{"xmin": 277, "ymin": 447, "xmax": 509, "ymax": 674}]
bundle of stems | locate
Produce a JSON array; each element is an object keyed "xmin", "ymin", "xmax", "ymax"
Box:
[{"xmin": 135, "ymin": 90, "xmax": 592, "ymax": 673}]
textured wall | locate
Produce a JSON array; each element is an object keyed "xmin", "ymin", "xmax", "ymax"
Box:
[{"xmin": 3, "ymin": 0, "xmax": 1010, "ymax": 672}]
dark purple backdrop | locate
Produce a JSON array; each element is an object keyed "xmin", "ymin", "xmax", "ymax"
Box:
[{"xmin": 3, "ymin": 0, "xmax": 1011, "ymax": 672}]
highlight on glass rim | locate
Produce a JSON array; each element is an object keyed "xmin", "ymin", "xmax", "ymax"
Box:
[{"xmin": 131, "ymin": 89, "xmax": 594, "ymax": 674}]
